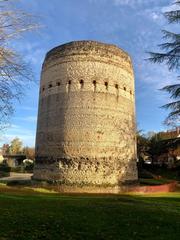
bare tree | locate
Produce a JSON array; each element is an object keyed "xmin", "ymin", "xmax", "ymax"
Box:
[{"xmin": 0, "ymin": 0, "xmax": 39, "ymax": 129}]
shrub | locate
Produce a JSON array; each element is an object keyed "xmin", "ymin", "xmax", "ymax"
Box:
[
  {"xmin": 24, "ymin": 163, "xmax": 34, "ymax": 172},
  {"xmin": 0, "ymin": 163, "xmax": 10, "ymax": 178}
]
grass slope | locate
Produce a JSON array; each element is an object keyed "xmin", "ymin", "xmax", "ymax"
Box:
[{"xmin": 0, "ymin": 185, "xmax": 180, "ymax": 240}]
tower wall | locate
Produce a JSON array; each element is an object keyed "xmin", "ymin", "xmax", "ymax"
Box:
[{"xmin": 33, "ymin": 41, "xmax": 138, "ymax": 186}]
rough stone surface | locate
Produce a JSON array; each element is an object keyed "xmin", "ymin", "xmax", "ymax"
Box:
[{"xmin": 33, "ymin": 40, "xmax": 138, "ymax": 187}]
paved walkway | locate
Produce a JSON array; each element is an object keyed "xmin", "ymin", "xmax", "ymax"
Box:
[{"xmin": 0, "ymin": 172, "xmax": 33, "ymax": 181}]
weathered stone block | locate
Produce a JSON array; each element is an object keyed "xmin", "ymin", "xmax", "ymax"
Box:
[{"xmin": 33, "ymin": 40, "xmax": 138, "ymax": 188}]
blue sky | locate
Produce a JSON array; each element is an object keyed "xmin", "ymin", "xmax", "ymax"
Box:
[{"xmin": 0, "ymin": 0, "xmax": 178, "ymax": 146}]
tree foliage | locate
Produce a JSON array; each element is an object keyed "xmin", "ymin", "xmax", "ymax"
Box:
[
  {"xmin": 148, "ymin": 134, "xmax": 167, "ymax": 163},
  {"xmin": 136, "ymin": 130, "xmax": 150, "ymax": 162},
  {"xmin": 9, "ymin": 137, "xmax": 22, "ymax": 154},
  {"xmin": 1, "ymin": 143, "xmax": 9, "ymax": 154},
  {"xmin": 0, "ymin": 0, "xmax": 39, "ymax": 129},
  {"xmin": 2, "ymin": 137, "xmax": 35, "ymax": 159},
  {"xmin": 23, "ymin": 146, "xmax": 35, "ymax": 160},
  {"xmin": 137, "ymin": 131, "xmax": 168, "ymax": 165},
  {"xmin": 148, "ymin": 1, "xmax": 180, "ymax": 125}
]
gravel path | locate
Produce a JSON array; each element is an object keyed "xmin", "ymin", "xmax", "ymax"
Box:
[{"xmin": 0, "ymin": 172, "xmax": 33, "ymax": 181}]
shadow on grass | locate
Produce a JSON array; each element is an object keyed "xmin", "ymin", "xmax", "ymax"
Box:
[{"xmin": 0, "ymin": 185, "xmax": 180, "ymax": 240}]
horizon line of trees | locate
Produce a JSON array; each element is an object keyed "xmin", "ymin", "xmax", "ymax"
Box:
[{"xmin": 1, "ymin": 137, "xmax": 35, "ymax": 160}]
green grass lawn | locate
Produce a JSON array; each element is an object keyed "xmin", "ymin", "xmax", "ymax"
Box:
[
  {"xmin": 0, "ymin": 185, "xmax": 180, "ymax": 240},
  {"xmin": 139, "ymin": 178, "xmax": 172, "ymax": 185}
]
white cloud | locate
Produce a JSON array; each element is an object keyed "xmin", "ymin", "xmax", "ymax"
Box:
[
  {"xmin": 136, "ymin": 60, "xmax": 178, "ymax": 106},
  {"xmin": 15, "ymin": 116, "xmax": 37, "ymax": 123},
  {"xmin": 11, "ymin": 41, "xmax": 45, "ymax": 67},
  {"xmin": 1, "ymin": 134, "xmax": 35, "ymax": 147},
  {"xmin": 24, "ymin": 116, "xmax": 37, "ymax": 123},
  {"xmin": 113, "ymin": 0, "xmax": 156, "ymax": 7},
  {"xmin": 151, "ymin": 12, "xmax": 160, "ymax": 20},
  {"xmin": 0, "ymin": 124, "xmax": 36, "ymax": 147},
  {"xmin": 161, "ymin": 2, "xmax": 179, "ymax": 13},
  {"xmin": 25, "ymin": 47, "xmax": 45, "ymax": 66},
  {"xmin": 17, "ymin": 106, "xmax": 36, "ymax": 111},
  {"xmin": 113, "ymin": 0, "xmax": 132, "ymax": 5},
  {"xmin": 88, "ymin": 0, "xmax": 146, "ymax": 6},
  {"xmin": 138, "ymin": 61, "xmax": 177, "ymax": 87}
]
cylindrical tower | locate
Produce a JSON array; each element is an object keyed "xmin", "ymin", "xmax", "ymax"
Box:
[{"xmin": 33, "ymin": 41, "xmax": 138, "ymax": 187}]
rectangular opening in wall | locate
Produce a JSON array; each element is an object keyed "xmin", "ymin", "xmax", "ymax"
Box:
[
  {"xmin": 79, "ymin": 79, "xmax": 84, "ymax": 89},
  {"xmin": 66, "ymin": 80, "xmax": 71, "ymax": 93},
  {"xmin": 93, "ymin": 80, "xmax": 96, "ymax": 92},
  {"xmin": 105, "ymin": 82, "xmax": 108, "ymax": 91},
  {"xmin": 115, "ymin": 84, "xmax": 119, "ymax": 100}
]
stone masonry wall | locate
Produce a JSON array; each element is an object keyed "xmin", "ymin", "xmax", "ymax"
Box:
[{"xmin": 33, "ymin": 41, "xmax": 138, "ymax": 186}]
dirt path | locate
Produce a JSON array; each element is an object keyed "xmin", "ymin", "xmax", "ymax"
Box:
[{"xmin": 0, "ymin": 172, "xmax": 33, "ymax": 181}]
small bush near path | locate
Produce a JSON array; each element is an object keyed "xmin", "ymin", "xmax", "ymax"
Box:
[{"xmin": 0, "ymin": 164, "xmax": 10, "ymax": 178}]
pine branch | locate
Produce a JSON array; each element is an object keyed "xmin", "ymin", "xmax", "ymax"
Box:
[
  {"xmin": 148, "ymin": 51, "xmax": 180, "ymax": 70},
  {"xmin": 164, "ymin": 10, "xmax": 180, "ymax": 23},
  {"xmin": 162, "ymin": 100, "xmax": 180, "ymax": 110},
  {"xmin": 162, "ymin": 30, "xmax": 180, "ymax": 41},
  {"xmin": 168, "ymin": 109, "xmax": 180, "ymax": 117},
  {"xmin": 158, "ymin": 42, "xmax": 180, "ymax": 51},
  {"xmin": 161, "ymin": 84, "xmax": 180, "ymax": 98}
]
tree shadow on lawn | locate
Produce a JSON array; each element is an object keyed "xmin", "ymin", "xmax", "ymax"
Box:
[{"xmin": 0, "ymin": 187, "xmax": 180, "ymax": 240}]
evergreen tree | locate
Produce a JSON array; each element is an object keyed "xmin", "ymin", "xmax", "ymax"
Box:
[{"xmin": 148, "ymin": 1, "xmax": 180, "ymax": 125}]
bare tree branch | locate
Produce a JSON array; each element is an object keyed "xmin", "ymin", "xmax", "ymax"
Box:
[{"xmin": 0, "ymin": 0, "xmax": 40, "ymax": 129}]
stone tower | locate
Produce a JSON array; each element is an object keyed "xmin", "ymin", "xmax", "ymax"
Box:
[{"xmin": 33, "ymin": 41, "xmax": 138, "ymax": 189}]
